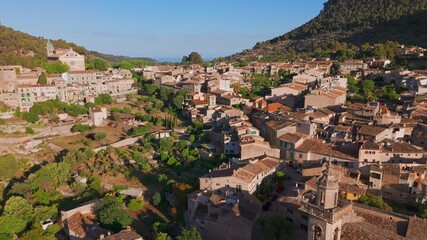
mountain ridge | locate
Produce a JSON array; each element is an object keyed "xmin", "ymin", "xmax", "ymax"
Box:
[
  {"xmin": 0, "ymin": 24, "xmax": 156, "ymax": 68},
  {"xmin": 229, "ymin": 0, "xmax": 427, "ymax": 61}
]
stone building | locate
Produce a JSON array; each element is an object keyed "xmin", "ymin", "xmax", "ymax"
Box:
[{"xmin": 47, "ymin": 40, "xmax": 85, "ymax": 71}]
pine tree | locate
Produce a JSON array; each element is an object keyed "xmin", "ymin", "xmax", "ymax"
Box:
[{"xmin": 37, "ymin": 72, "xmax": 47, "ymax": 85}]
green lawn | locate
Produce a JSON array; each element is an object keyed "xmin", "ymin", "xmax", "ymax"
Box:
[{"xmin": 0, "ymin": 155, "xmax": 19, "ymax": 180}]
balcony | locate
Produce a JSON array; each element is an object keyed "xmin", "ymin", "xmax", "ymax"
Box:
[{"xmin": 300, "ymin": 200, "xmax": 352, "ymax": 223}]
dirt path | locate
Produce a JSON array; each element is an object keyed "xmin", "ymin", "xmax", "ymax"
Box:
[{"xmin": 144, "ymin": 202, "xmax": 170, "ymax": 223}]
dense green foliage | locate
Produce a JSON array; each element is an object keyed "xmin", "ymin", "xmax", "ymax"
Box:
[
  {"xmin": 37, "ymin": 72, "xmax": 47, "ymax": 85},
  {"xmin": 71, "ymin": 124, "xmax": 91, "ymax": 133},
  {"xmin": 95, "ymin": 94, "xmax": 113, "ymax": 105},
  {"xmin": 113, "ymin": 59, "xmax": 151, "ymax": 70},
  {"xmin": 93, "ymin": 196, "xmax": 132, "ymax": 232},
  {"xmin": 358, "ymin": 194, "xmax": 392, "ymax": 211},
  {"xmin": 181, "ymin": 52, "xmax": 203, "ymax": 65},
  {"xmin": 127, "ymin": 198, "xmax": 145, "ymax": 211},
  {"xmin": 86, "ymin": 58, "xmax": 109, "ymax": 71},
  {"xmin": 42, "ymin": 62, "xmax": 69, "ymax": 74},
  {"xmin": 176, "ymin": 227, "xmax": 201, "ymax": 240},
  {"xmin": 347, "ymin": 76, "xmax": 402, "ymax": 103},
  {"xmin": 233, "ymin": 0, "xmax": 427, "ymax": 61},
  {"xmin": 0, "ymin": 196, "xmax": 34, "ymax": 235},
  {"xmin": 22, "ymin": 112, "xmax": 39, "ymax": 123},
  {"xmin": 29, "ymin": 100, "xmax": 89, "ymax": 117}
]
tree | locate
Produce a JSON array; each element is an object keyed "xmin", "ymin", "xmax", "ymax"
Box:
[
  {"xmin": 361, "ymin": 79, "xmax": 377, "ymax": 101},
  {"xmin": 128, "ymin": 198, "xmax": 145, "ymax": 211},
  {"xmin": 0, "ymin": 196, "xmax": 34, "ymax": 234},
  {"xmin": 37, "ymin": 72, "xmax": 47, "ymax": 85},
  {"xmin": 262, "ymin": 214, "xmax": 292, "ymax": 240},
  {"xmin": 182, "ymin": 52, "xmax": 203, "ymax": 65},
  {"xmin": 22, "ymin": 112, "xmax": 39, "ymax": 123},
  {"xmin": 152, "ymin": 192, "xmax": 161, "ymax": 206},
  {"xmin": 42, "ymin": 62, "xmax": 69, "ymax": 74},
  {"xmin": 34, "ymin": 205, "xmax": 58, "ymax": 222},
  {"xmin": 93, "ymin": 196, "xmax": 132, "ymax": 232},
  {"xmin": 145, "ymin": 84, "xmax": 159, "ymax": 96},
  {"xmin": 0, "ymin": 215, "xmax": 27, "ymax": 235},
  {"xmin": 87, "ymin": 58, "xmax": 108, "ymax": 71},
  {"xmin": 95, "ymin": 94, "xmax": 113, "ymax": 105},
  {"xmin": 94, "ymin": 132, "xmax": 107, "ymax": 141},
  {"xmin": 156, "ymin": 232, "xmax": 172, "ymax": 240},
  {"xmin": 188, "ymin": 52, "xmax": 203, "ymax": 64},
  {"xmin": 330, "ymin": 63, "xmax": 341, "ymax": 76},
  {"xmin": 177, "ymin": 227, "xmax": 201, "ymax": 240}
]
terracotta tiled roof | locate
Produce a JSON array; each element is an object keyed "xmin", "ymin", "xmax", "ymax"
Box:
[
  {"xmin": 278, "ymin": 132, "xmax": 307, "ymax": 144},
  {"xmin": 358, "ymin": 125, "xmax": 387, "ymax": 136},
  {"xmin": 295, "ymin": 139, "xmax": 358, "ymax": 160},
  {"xmin": 103, "ymin": 229, "xmax": 143, "ymax": 240},
  {"xmin": 262, "ymin": 103, "xmax": 290, "ymax": 113}
]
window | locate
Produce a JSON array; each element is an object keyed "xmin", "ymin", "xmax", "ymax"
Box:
[
  {"xmin": 301, "ymin": 215, "xmax": 308, "ymax": 221},
  {"xmin": 287, "ymin": 209, "xmax": 293, "ymax": 214},
  {"xmin": 216, "ymin": 183, "xmax": 220, "ymax": 186},
  {"xmin": 300, "ymin": 224, "xmax": 308, "ymax": 231},
  {"xmin": 299, "ymin": 153, "xmax": 303, "ymax": 158}
]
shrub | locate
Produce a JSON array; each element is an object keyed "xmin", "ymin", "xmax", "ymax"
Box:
[
  {"xmin": 22, "ymin": 112, "xmax": 39, "ymax": 123},
  {"xmin": 358, "ymin": 194, "xmax": 392, "ymax": 211},
  {"xmin": 94, "ymin": 132, "xmax": 107, "ymax": 141},
  {"xmin": 71, "ymin": 124, "xmax": 91, "ymax": 133},
  {"xmin": 275, "ymin": 171, "xmax": 286, "ymax": 181},
  {"xmin": 128, "ymin": 198, "xmax": 145, "ymax": 211},
  {"xmin": 25, "ymin": 127, "xmax": 34, "ymax": 134}
]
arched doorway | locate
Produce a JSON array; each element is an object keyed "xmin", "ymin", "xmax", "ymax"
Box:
[
  {"xmin": 313, "ymin": 225, "xmax": 322, "ymax": 240},
  {"xmin": 333, "ymin": 227, "xmax": 340, "ymax": 240}
]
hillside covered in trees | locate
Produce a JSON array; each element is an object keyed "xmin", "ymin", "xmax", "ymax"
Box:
[
  {"xmin": 229, "ymin": 0, "xmax": 427, "ymax": 61},
  {"xmin": 0, "ymin": 24, "xmax": 155, "ymax": 69}
]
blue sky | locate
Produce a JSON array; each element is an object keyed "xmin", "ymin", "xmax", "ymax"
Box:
[{"xmin": 0, "ymin": 0, "xmax": 325, "ymax": 61}]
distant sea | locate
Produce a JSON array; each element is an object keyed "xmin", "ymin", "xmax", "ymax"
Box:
[{"xmin": 154, "ymin": 57, "xmax": 215, "ymax": 63}]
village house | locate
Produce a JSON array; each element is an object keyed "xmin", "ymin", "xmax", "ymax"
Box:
[
  {"xmin": 293, "ymin": 139, "xmax": 359, "ymax": 168},
  {"xmin": 89, "ymin": 108, "xmax": 107, "ymax": 126},
  {"xmin": 47, "ymin": 40, "xmax": 85, "ymax": 71},
  {"xmin": 199, "ymin": 156, "xmax": 281, "ymax": 194},
  {"xmin": 60, "ymin": 200, "xmax": 109, "ymax": 240},
  {"xmin": 304, "ymin": 87, "xmax": 347, "ymax": 109},
  {"xmin": 357, "ymin": 140, "xmax": 424, "ymax": 175},
  {"xmin": 368, "ymin": 163, "xmax": 427, "ymax": 205},
  {"xmin": 339, "ymin": 60, "xmax": 368, "ymax": 74}
]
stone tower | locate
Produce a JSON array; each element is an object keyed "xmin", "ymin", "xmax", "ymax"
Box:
[
  {"xmin": 46, "ymin": 39, "xmax": 54, "ymax": 55},
  {"xmin": 301, "ymin": 162, "xmax": 352, "ymax": 240},
  {"xmin": 316, "ymin": 163, "xmax": 339, "ymax": 209}
]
